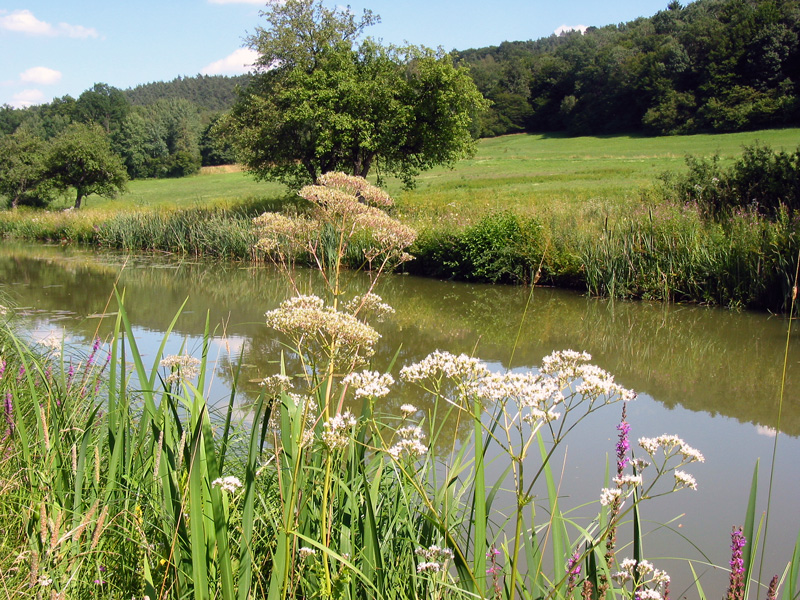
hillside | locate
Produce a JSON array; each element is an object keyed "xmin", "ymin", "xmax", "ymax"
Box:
[
  {"xmin": 457, "ymin": 0, "xmax": 800, "ymax": 137},
  {"xmin": 123, "ymin": 74, "xmax": 250, "ymax": 112}
]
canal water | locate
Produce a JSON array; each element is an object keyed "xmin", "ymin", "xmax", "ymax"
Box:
[{"xmin": 1, "ymin": 241, "xmax": 798, "ymax": 596}]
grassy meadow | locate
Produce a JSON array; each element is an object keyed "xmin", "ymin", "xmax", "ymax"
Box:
[{"xmin": 42, "ymin": 128, "xmax": 800, "ymax": 220}]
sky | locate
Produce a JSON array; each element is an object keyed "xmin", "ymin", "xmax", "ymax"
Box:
[{"xmin": 1, "ymin": 0, "xmax": 674, "ymax": 109}]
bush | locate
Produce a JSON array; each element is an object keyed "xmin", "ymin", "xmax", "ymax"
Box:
[
  {"xmin": 659, "ymin": 143, "xmax": 800, "ymax": 219},
  {"xmin": 410, "ymin": 212, "xmax": 543, "ymax": 284}
]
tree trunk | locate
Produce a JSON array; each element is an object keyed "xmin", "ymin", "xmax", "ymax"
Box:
[{"xmin": 74, "ymin": 190, "xmax": 83, "ymax": 209}]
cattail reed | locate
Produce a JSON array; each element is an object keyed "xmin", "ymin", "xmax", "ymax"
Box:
[
  {"xmin": 90, "ymin": 505, "xmax": 108, "ymax": 550},
  {"xmin": 153, "ymin": 430, "xmax": 164, "ymax": 483}
]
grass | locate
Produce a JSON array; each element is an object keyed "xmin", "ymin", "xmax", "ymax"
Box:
[
  {"xmin": 38, "ymin": 128, "xmax": 800, "ymax": 221},
  {"xmin": 387, "ymin": 129, "xmax": 800, "ymax": 227}
]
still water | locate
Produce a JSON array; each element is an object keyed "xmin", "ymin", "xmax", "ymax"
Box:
[{"xmin": 1, "ymin": 241, "xmax": 798, "ymax": 595}]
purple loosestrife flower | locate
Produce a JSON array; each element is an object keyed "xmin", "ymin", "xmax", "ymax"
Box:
[
  {"xmin": 87, "ymin": 338, "xmax": 101, "ymax": 367},
  {"xmin": 726, "ymin": 527, "xmax": 746, "ymax": 600},
  {"xmin": 616, "ymin": 402, "xmax": 630, "ymax": 474},
  {"xmin": 17, "ymin": 365, "xmax": 25, "ymax": 381},
  {"xmin": 566, "ymin": 551, "xmax": 582, "ymax": 596},
  {"xmin": 4, "ymin": 392, "xmax": 13, "ymax": 435},
  {"xmin": 67, "ymin": 363, "xmax": 75, "ymax": 388}
]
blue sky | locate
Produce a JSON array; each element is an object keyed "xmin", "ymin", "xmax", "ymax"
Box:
[{"xmin": 2, "ymin": 0, "xmax": 673, "ymax": 108}]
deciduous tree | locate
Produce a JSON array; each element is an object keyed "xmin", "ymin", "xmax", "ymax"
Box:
[
  {"xmin": 46, "ymin": 123, "xmax": 128, "ymax": 209},
  {"xmin": 0, "ymin": 130, "xmax": 53, "ymax": 208},
  {"xmin": 220, "ymin": 0, "xmax": 488, "ymax": 188}
]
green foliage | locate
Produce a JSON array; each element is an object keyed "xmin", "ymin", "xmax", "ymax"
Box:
[
  {"xmin": 659, "ymin": 142, "xmax": 800, "ymax": 218},
  {"xmin": 411, "ymin": 212, "xmax": 543, "ymax": 284},
  {"xmin": 221, "ymin": 0, "xmax": 488, "ymax": 188},
  {"xmin": 46, "ymin": 123, "xmax": 129, "ymax": 209},
  {"xmin": 458, "ymin": 0, "xmax": 800, "ymax": 137},
  {"xmin": 123, "ymin": 74, "xmax": 250, "ymax": 112},
  {"xmin": 0, "ymin": 130, "xmax": 54, "ymax": 208}
]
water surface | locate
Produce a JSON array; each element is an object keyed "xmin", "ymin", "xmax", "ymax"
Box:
[{"xmin": 2, "ymin": 242, "xmax": 798, "ymax": 595}]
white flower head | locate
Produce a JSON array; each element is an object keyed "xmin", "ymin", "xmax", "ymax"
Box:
[
  {"xmin": 299, "ymin": 546, "xmax": 317, "ymax": 559},
  {"xmin": 400, "ymin": 403, "xmax": 417, "ymax": 416},
  {"xmin": 388, "ymin": 425, "xmax": 427, "ymax": 460},
  {"xmin": 342, "ymin": 370, "xmax": 394, "ymax": 399},
  {"xmin": 321, "ymin": 411, "xmax": 357, "ymax": 450},
  {"xmin": 212, "ymin": 476, "xmax": 242, "ymax": 493},
  {"xmin": 674, "ymin": 470, "xmax": 698, "ymax": 490},
  {"xmin": 160, "ymin": 354, "xmax": 201, "ymax": 384},
  {"xmin": 600, "ymin": 487, "xmax": 623, "ymax": 506}
]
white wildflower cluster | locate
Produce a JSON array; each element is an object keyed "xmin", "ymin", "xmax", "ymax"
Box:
[
  {"xmin": 387, "ymin": 425, "xmax": 427, "ymax": 460},
  {"xmin": 639, "ymin": 434, "xmax": 705, "ymax": 463},
  {"xmin": 265, "ymin": 295, "xmax": 380, "ymax": 366},
  {"xmin": 540, "ymin": 350, "xmax": 592, "ymax": 378},
  {"xmin": 575, "ymin": 363, "xmax": 636, "ymax": 403},
  {"xmin": 600, "ymin": 487, "xmax": 623, "ymax": 506},
  {"xmin": 415, "ymin": 545, "xmax": 454, "ymax": 574},
  {"xmin": 253, "ymin": 212, "xmax": 314, "ymax": 254},
  {"xmin": 674, "ymin": 470, "xmax": 698, "ymax": 490},
  {"xmin": 212, "ymin": 476, "xmax": 242, "ymax": 494},
  {"xmin": 400, "ymin": 350, "xmax": 489, "ymax": 383},
  {"xmin": 316, "ymin": 172, "xmax": 394, "ymax": 208},
  {"xmin": 342, "ymin": 370, "xmax": 394, "ymax": 399},
  {"xmin": 258, "ymin": 374, "xmax": 293, "ymax": 397},
  {"xmin": 476, "ymin": 371, "xmax": 563, "ymax": 424},
  {"xmin": 400, "ymin": 404, "xmax": 417, "ymax": 417},
  {"xmin": 160, "ymin": 354, "xmax": 201, "ymax": 385},
  {"xmin": 612, "ymin": 558, "xmax": 671, "ymax": 600},
  {"xmin": 344, "ymin": 293, "xmax": 395, "ymax": 321},
  {"xmin": 400, "ymin": 349, "xmax": 636, "ymax": 431},
  {"xmin": 0, "ymin": 304, "xmax": 8, "ymax": 315},
  {"xmin": 613, "ymin": 474, "xmax": 643, "ymax": 488},
  {"xmin": 37, "ymin": 331, "xmax": 63, "ymax": 355},
  {"xmin": 298, "ymin": 546, "xmax": 317, "ymax": 560},
  {"xmin": 321, "ymin": 411, "xmax": 357, "ymax": 450},
  {"xmin": 637, "ymin": 434, "xmax": 703, "ymax": 491}
]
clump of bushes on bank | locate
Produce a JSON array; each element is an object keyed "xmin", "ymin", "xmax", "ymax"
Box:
[{"xmin": 658, "ymin": 142, "xmax": 800, "ymax": 219}]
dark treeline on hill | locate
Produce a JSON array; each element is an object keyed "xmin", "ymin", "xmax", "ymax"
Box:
[
  {"xmin": 457, "ymin": 0, "xmax": 800, "ymax": 137},
  {"xmin": 124, "ymin": 74, "xmax": 250, "ymax": 112},
  {"xmin": 0, "ymin": 76, "xmax": 241, "ymax": 186}
]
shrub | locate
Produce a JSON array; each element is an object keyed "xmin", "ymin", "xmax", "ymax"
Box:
[
  {"xmin": 410, "ymin": 212, "xmax": 544, "ymax": 284},
  {"xmin": 659, "ymin": 143, "xmax": 800, "ymax": 219}
]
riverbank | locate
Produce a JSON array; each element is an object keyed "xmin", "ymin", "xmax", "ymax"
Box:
[
  {"xmin": 2, "ymin": 130, "xmax": 799, "ymax": 312},
  {"xmin": 1, "ymin": 198, "xmax": 796, "ymax": 312}
]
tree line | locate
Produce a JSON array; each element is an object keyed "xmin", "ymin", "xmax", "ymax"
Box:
[
  {"xmin": 1, "ymin": 0, "xmax": 798, "ymax": 209},
  {"xmin": 459, "ymin": 0, "xmax": 800, "ymax": 136}
]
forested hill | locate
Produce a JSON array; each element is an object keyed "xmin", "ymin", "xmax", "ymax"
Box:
[
  {"xmin": 123, "ymin": 74, "xmax": 250, "ymax": 112},
  {"xmin": 457, "ymin": 0, "xmax": 800, "ymax": 137}
]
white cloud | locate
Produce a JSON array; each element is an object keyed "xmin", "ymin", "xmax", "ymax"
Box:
[
  {"xmin": 0, "ymin": 9, "xmax": 98, "ymax": 38},
  {"xmin": 11, "ymin": 89, "xmax": 46, "ymax": 108},
  {"xmin": 201, "ymin": 48, "xmax": 259, "ymax": 75},
  {"xmin": 20, "ymin": 66, "xmax": 62, "ymax": 85},
  {"xmin": 57, "ymin": 22, "xmax": 99, "ymax": 39},
  {"xmin": 554, "ymin": 24, "xmax": 588, "ymax": 36}
]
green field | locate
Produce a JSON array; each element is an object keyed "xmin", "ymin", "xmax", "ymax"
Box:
[{"xmin": 49, "ymin": 128, "xmax": 800, "ymax": 225}]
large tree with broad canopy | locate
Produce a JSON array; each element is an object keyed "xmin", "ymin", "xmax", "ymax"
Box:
[{"xmin": 220, "ymin": 0, "xmax": 488, "ymax": 189}]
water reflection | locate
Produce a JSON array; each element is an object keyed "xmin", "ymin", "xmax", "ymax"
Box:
[{"xmin": 1, "ymin": 242, "xmax": 797, "ymax": 436}]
